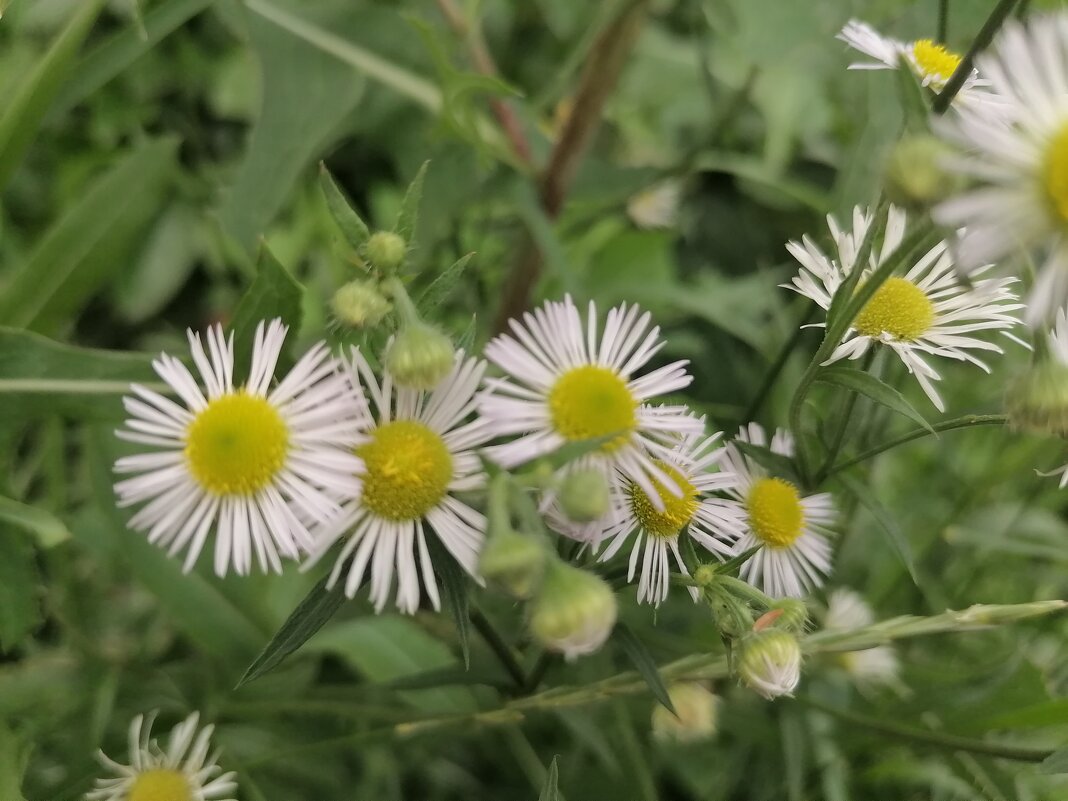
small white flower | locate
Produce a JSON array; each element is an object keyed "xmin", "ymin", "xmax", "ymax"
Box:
[
  {"xmin": 933, "ymin": 12, "xmax": 1068, "ymax": 324},
  {"xmin": 88, "ymin": 712, "xmax": 236, "ymax": 801},
  {"xmin": 824, "ymin": 588, "xmax": 901, "ymax": 687},
  {"xmin": 627, "ymin": 181, "xmax": 682, "ymax": 230},
  {"xmin": 591, "ymin": 430, "xmax": 745, "ymax": 607},
  {"xmin": 479, "ymin": 296, "xmax": 703, "ymax": 512},
  {"xmin": 114, "ymin": 319, "xmax": 365, "ymax": 577},
  {"xmin": 303, "ymin": 350, "xmax": 491, "ymax": 613},
  {"xmin": 740, "ymin": 629, "xmax": 802, "ymax": 700},
  {"xmin": 721, "ymin": 423, "xmax": 835, "ymax": 599},
  {"xmin": 785, "ymin": 204, "xmax": 1022, "ymax": 412}
]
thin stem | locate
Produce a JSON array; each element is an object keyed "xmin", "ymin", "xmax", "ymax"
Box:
[
  {"xmin": 741, "ymin": 303, "xmax": 819, "ymax": 424},
  {"xmin": 522, "ymin": 652, "xmax": 555, "ymax": 694},
  {"xmin": 938, "ymin": 0, "xmax": 950, "ymax": 42},
  {"xmin": 825, "ymin": 414, "xmax": 1009, "ymax": 477},
  {"xmin": 815, "ymin": 349, "xmax": 877, "ymax": 484},
  {"xmin": 384, "ymin": 276, "xmax": 421, "ymax": 326},
  {"xmin": 933, "ymin": 0, "xmax": 1018, "ymax": 113},
  {"xmin": 717, "ymin": 575, "xmax": 775, "ymax": 609},
  {"xmin": 470, "ymin": 607, "xmax": 528, "ymax": 689},
  {"xmin": 795, "ymin": 696, "xmax": 1052, "ymax": 762}
]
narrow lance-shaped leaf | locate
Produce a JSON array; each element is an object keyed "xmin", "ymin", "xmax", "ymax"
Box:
[
  {"xmin": 835, "ymin": 471, "xmax": 919, "ymax": 585},
  {"xmin": 816, "ymin": 366, "xmax": 934, "ymax": 433},
  {"xmin": 613, "ymin": 623, "xmax": 675, "ymax": 714},
  {"xmin": 417, "ymin": 253, "xmax": 475, "ymax": 313},
  {"xmin": 320, "ymin": 163, "xmax": 371, "ymax": 251},
  {"xmin": 0, "ymin": 528, "xmax": 40, "ymax": 652},
  {"xmin": 427, "ymin": 536, "xmax": 471, "ymax": 669},
  {"xmin": 0, "ymin": 497, "xmax": 69, "ymax": 548},
  {"xmin": 394, "ymin": 160, "xmax": 429, "ymax": 243},
  {"xmin": 538, "ymin": 756, "xmax": 561, "ymax": 801}
]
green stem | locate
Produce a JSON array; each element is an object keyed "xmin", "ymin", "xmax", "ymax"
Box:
[
  {"xmin": 741, "ymin": 303, "xmax": 819, "ymax": 424},
  {"xmin": 938, "ymin": 0, "xmax": 950, "ymax": 42},
  {"xmin": 384, "ymin": 276, "xmax": 421, "ymax": 326},
  {"xmin": 469, "ymin": 607, "xmax": 528, "ymax": 690},
  {"xmin": 824, "ymin": 414, "xmax": 1009, "ymax": 477},
  {"xmin": 933, "ymin": 0, "xmax": 1018, "ymax": 113},
  {"xmin": 815, "ymin": 350, "xmax": 877, "ymax": 484},
  {"xmin": 522, "ymin": 651, "xmax": 555, "ymax": 693},
  {"xmin": 795, "ymin": 696, "xmax": 1052, "ymax": 762},
  {"xmin": 717, "ymin": 575, "xmax": 775, "ymax": 608}
]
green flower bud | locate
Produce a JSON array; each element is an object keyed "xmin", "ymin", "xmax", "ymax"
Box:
[
  {"xmin": 365, "ymin": 231, "xmax": 407, "ymax": 272},
  {"xmin": 528, "ymin": 560, "xmax": 617, "ymax": 660},
  {"xmin": 651, "ymin": 683, "xmax": 719, "ymax": 743},
  {"xmin": 558, "ymin": 468, "xmax": 610, "ymax": 523},
  {"xmin": 884, "ymin": 135, "xmax": 962, "ymax": 208},
  {"xmin": 385, "ymin": 323, "xmax": 455, "ymax": 390},
  {"xmin": 739, "ymin": 629, "xmax": 801, "ymax": 700},
  {"xmin": 479, "ymin": 528, "xmax": 546, "ymax": 599},
  {"xmin": 331, "ymin": 279, "xmax": 392, "ymax": 329},
  {"xmin": 767, "ymin": 599, "xmax": 809, "ymax": 633},
  {"xmin": 693, "ymin": 564, "xmax": 717, "ymax": 586},
  {"xmin": 1006, "ymin": 361, "xmax": 1068, "ymax": 437}
]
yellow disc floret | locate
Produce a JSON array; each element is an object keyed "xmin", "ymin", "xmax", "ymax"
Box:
[
  {"xmin": 627, "ymin": 463, "xmax": 698, "ymax": 539},
  {"xmin": 548, "ymin": 365, "xmax": 637, "ymax": 450},
  {"xmin": 128, "ymin": 769, "xmax": 192, "ymax": 801},
  {"xmin": 1044, "ymin": 122, "xmax": 1068, "ymax": 224},
  {"xmin": 185, "ymin": 393, "xmax": 289, "ymax": 496},
  {"xmin": 911, "ymin": 39, "xmax": 962, "ymax": 80},
  {"xmin": 745, "ymin": 477, "xmax": 804, "ymax": 548},
  {"xmin": 358, "ymin": 420, "xmax": 452, "ymax": 521},
  {"xmin": 853, "ymin": 277, "xmax": 935, "ymax": 341}
]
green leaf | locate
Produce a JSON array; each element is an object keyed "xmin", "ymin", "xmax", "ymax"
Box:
[
  {"xmin": 0, "ymin": 327, "xmax": 157, "ymax": 421},
  {"xmin": 538, "ymin": 756, "xmax": 561, "ymax": 801},
  {"xmin": 519, "ymin": 433, "xmax": 621, "ymax": 473},
  {"xmin": 320, "ymin": 164, "xmax": 371, "ymax": 251},
  {"xmin": 835, "ymin": 471, "xmax": 919, "ymax": 585},
  {"xmin": 427, "ymin": 536, "xmax": 471, "ymax": 669},
  {"xmin": 0, "ymin": 0, "xmax": 106, "ymax": 190},
  {"xmin": 816, "ymin": 366, "xmax": 934, "ymax": 434},
  {"xmin": 417, "ymin": 253, "xmax": 475, "ymax": 313},
  {"xmin": 1039, "ymin": 748, "xmax": 1068, "ymax": 774},
  {"xmin": 895, "ymin": 54, "xmax": 932, "ymax": 134},
  {"xmin": 613, "ymin": 623, "xmax": 675, "ymax": 714},
  {"xmin": 229, "ymin": 245, "xmax": 304, "ymax": 386},
  {"xmin": 732, "ymin": 440, "xmax": 800, "ymax": 484},
  {"xmin": 237, "ymin": 574, "xmax": 347, "ymax": 688},
  {"xmin": 393, "ymin": 160, "xmax": 429, "ymax": 243},
  {"xmin": 0, "ymin": 528, "xmax": 39, "ymax": 652},
  {"xmin": 0, "ymin": 722, "xmax": 28, "ymax": 801},
  {"xmin": 0, "ymin": 497, "xmax": 69, "ymax": 548},
  {"xmin": 713, "ymin": 545, "xmax": 761, "ymax": 577},
  {"xmin": 0, "ymin": 137, "xmax": 177, "ymax": 332}
]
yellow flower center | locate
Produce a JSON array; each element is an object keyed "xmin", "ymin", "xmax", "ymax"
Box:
[
  {"xmin": 185, "ymin": 393, "xmax": 289, "ymax": 496},
  {"xmin": 853, "ymin": 277, "xmax": 935, "ymax": 341},
  {"xmin": 357, "ymin": 420, "xmax": 452, "ymax": 521},
  {"xmin": 1043, "ymin": 122, "xmax": 1068, "ymax": 224},
  {"xmin": 911, "ymin": 39, "xmax": 962, "ymax": 80},
  {"xmin": 745, "ymin": 477, "xmax": 804, "ymax": 548},
  {"xmin": 128, "ymin": 769, "xmax": 192, "ymax": 801},
  {"xmin": 548, "ymin": 365, "xmax": 637, "ymax": 451},
  {"xmin": 627, "ymin": 463, "xmax": 698, "ymax": 539}
]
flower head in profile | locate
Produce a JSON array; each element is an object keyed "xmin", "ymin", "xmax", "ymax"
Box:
[
  {"xmin": 591, "ymin": 430, "xmax": 745, "ymax": 607},
  {"xmin": 721, "ymin": 424, "xmax": 835, "ymax": 599},
  {"xmin": 739, "ymin": 628, "xmax": 802, "ymax": 699},
  {"xmin": 934, "ymin": 12, "xmax": 1068, "ymax": 324},
  {"xmin": 88, "ymin": 712, "xmax": 236, "ymax": 801},
  {"xmin": 478, "ymin": 296, "xmax": 702, "ymax": 516},
  {"xmin": 114, "ymin": 319, "xmax": 365, "ymax": 576},
  {"xmin": 785, "ymin": 204, "xmax": 1022, "ymax": 411},
  {"xmin": 302, "ymin": 350, "xmax": 491, "ymax": 613},
  {"xmin": 824, "ymin": 588, "xmax": 901, "ymax": 688}
]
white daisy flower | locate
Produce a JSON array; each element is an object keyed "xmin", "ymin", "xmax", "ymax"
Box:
[
  {"xmin": 88, "ymin": 711, "xmax": 236, "ymax": 801},
  {"xmin": 721, "ymin": 423, "xmax": 835, "ymax": 599},
  {"xmin": 591, "ymin": 430, "xmax": 745, "ymax": 606},
  {"xmin": 934, "ymin": 12, "xmax": 1068, "ymax": 324},
  {"xmin": 114, "ymin": 319, "xmax": 365, "ymax": 577},
  {"xmin": 785, "ymin": 204, "xmax": 1022, "ymax": 412},
  {"xmin": 825, "ymin": 588, "xmax": 901, "ymax": 686},
  {"xmin": 478, "ymin": 296, "xmax": 703, "ymax": 510},
  {"xmin": 627, "ymin": 180, "xmax": 682, "ymax": 230},
  {"xmin": 303, "ymin": 350, "xmax": 490, "ymax": 613},
  {"xmin": 837, "ymin": 19, "xmax": 983, "ymax": 97}
]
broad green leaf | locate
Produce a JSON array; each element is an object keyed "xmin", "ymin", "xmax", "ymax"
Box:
[
  {"xmin": 229, "ymin": 246, "xmax": 304, "ymax": 385},
  {"xmin": 393, "ymin": 160, "xmax": 429, "ymax": 244},
  {"xmin": 237, "ymin": 574, "xmax": 346, "ymax": 688},
  {"xmin": 0, "ymin": 528, "xmax": 39, "ymax": 652},
  {"xmin": 613, "ymin": 624, "xmax": 674, "ymax": 714},
  {"xmin": 835, "ymin": 472, "xmax": 919, "ymax": 585},
  {"xmin": 816, "ymin": 366, "xmax": 934, "ymax": 434},
  {"xmin": 538, "ymin": 756, "xmax": 561, "ymax": 801},
  {"xmin": 0, "ymin": 137, "xmax": 178, "ymax": 332},
  {"xmin": 320, "ymin": 164, "xmax": 371, "ymax": 251},
  {"xmin": 0, "ymin": 722, "xmax": 27, "ymax": 801},
  {"xmin": 0, "ymin": 496, "xmax": 69, "ymax": 548},
  {"xmin": 0, "ymin": 0, "xmax": 105, "ymax": 190},
  {"xmin": 1039, "ymin": 748, "xmax": 1068, "ymax": 774},
  {"xmin": 417, "ymin": 253, "xmax": 475, "ymax": 313},
  {"xmin": 0, "ymin": 327, "xmax": 156, "ymax": 421},
  {"xmin": 428, "ymin": 536, "xmax": 471, "ymax": 669}
]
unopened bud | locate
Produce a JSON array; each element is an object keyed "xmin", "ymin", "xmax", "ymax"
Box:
[
  {"xmin": 739, "ymin": 629, "xmax": 801, "ymax": 700},
  {"xmin": 528, "ymin": 560, "xmax": 617, "ymax": 660},
  {"xmin": 558, "ymin": 468, "xmax": 610, "ymax": 523},
  {"xmin": 386, "ymin": 323, "xmax": 455, "ymax": 390},
  {"xmin": 884, "ymin": 135, "xmax": 962, "ymax": 208},
  {"xmin": 1006, "ymin": 361, "xmax": 1068, "ymax": 437},
  {"xmin": 693, "ymin": 564, "xmax": 717, "ymax": 586},
  {"xmin": 768, "ymin": 599, "xmax": 809, "ymax": 632},
  {"xmin": 651, "ymin": 683, "xmax": 719, "ymax": 743},
  {"xmin": 479, "ymin": 529, "xmax": 546, "ymax": 599},
  {"xmin": 331, "ymin": 279, "xmax": 392, "ymax": 329},
  {"xmin": 365, "ymin": 231, "xmax": 407, "ymax": 271}
]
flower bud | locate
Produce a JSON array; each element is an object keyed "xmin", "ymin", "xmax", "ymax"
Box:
[
  {"xmin": 884, "ymin": 135, "xmax": 962, "ymax": 208},
  {"xmin": 331, "ymin": 279, "xmax": 392, "ymax": 329},
  {"xmin": 364, "ymin": 231, "xmax": 407, "ymax": 272},
  {"xmin": 479, "ymin": 528, "xmax": 546, "ymax": 599},
  {"xmin": 739, "ymin": 629, "xmax": 801, "ymax": 700},
  {"xmin": 385, "ymin": 323, "xmax": 455, "ymax": 390},
  {"xmin": 1005, "ymin": 361, "xmax": 1068, "ymax": 437},
  {"xmin": 767, "ymin": 599, "xmax": 809, "ymax": 633},
  {"xmin": 558, "ymin": 468, "xmax": 610, "ymax": 523},
  {"xmin": 651, "ymin": 683, "xmax": 718, "ymax": 743},
  {"xmin": 528, "ymin": 560, "xmax": 617, "ymax": 660}
]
